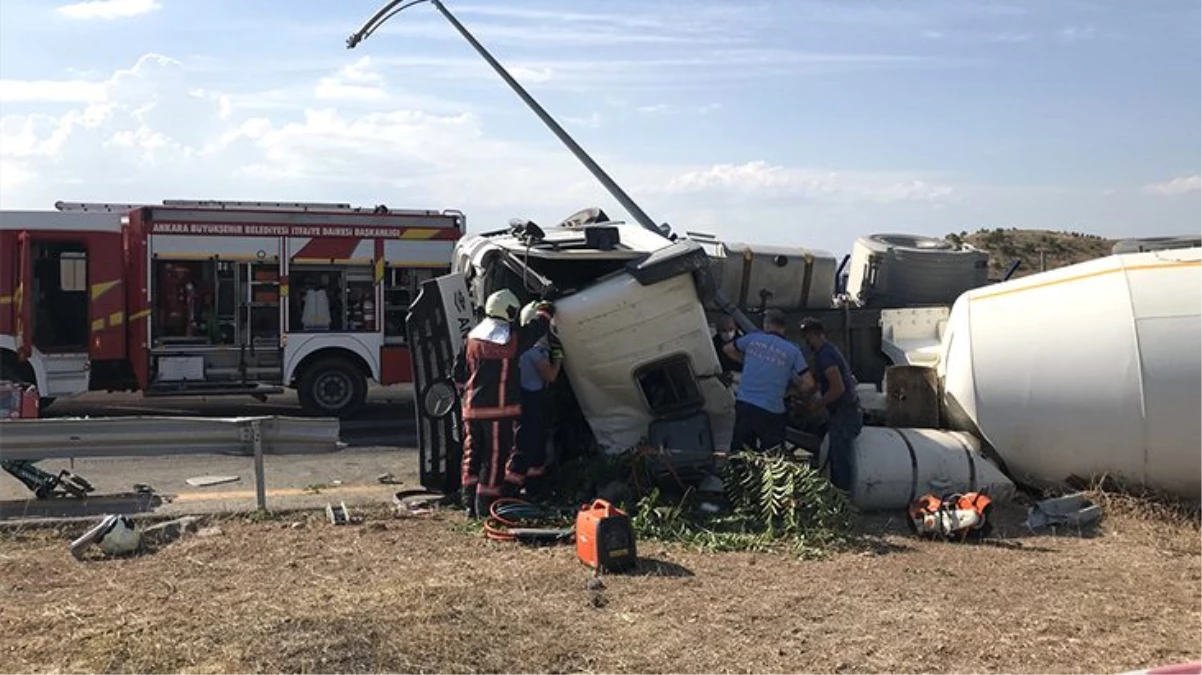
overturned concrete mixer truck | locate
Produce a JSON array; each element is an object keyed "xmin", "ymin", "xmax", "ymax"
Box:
[
  {"xmin": 407, "ymin": 218, "xmax": 1201, "ymax": 507},
  {"xmin": 361, "ymin": 0, "xmax": 1201, "ymax": 506},
  {"xmin": 403, "ymin": 209, "xmax": 993, "ymax": 501}
]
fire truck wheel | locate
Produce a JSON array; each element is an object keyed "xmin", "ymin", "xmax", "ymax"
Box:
[
  {"xmin": 0, "ymin": 355, "xmax": 50, "ymax": 413},
  {"xmin": 298, "ymin": 358, "xmax": 367, "ymax": 418}
]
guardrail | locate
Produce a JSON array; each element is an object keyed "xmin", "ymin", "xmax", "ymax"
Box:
[{"xmin": 0, "ymin": 416, "xmax": 345, "ymax": 510}]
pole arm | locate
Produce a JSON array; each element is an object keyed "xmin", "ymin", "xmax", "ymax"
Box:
[
  {"xmin": 426, "ymin": 0, "xmax": 665, "ymax": 237},
  {"xmin": 346, "ymin": 0, "xmax": 758, "ymax": 334}
]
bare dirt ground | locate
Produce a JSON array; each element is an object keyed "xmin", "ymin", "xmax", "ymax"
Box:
[{"xmin": 0, "ymin": 497, "xmax": 1198, "ymax": 674}]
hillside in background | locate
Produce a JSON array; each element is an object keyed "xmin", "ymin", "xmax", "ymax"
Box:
[{"xmin": 948, "ymin": 228, "xmax": 1116, "ymax": 280}]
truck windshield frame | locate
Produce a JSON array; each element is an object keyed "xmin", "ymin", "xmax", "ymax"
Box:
[{"xmin": 633, "ymin": 354, "xmax": 704, "ymax": 417}]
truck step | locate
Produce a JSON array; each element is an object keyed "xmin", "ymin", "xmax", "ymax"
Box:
[
  {"xmin": 203, "ymin": 367, "xmax": 282, "ymax": 376},
  {"xmin": 143, "ymin": 383, "xmax": 285, "ymax": 398}
]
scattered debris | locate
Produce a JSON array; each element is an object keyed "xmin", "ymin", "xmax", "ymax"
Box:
[
  {"xmin": 377, "ymin": 473, "xmax": 402, "ymax": 485},
  {"xmin": 133, "ymin": 483, "xmax": 154, "ymax": 494},
  {"xmin": 2, "ymin": 459, "xmax": 94, "ymax": 499},
  {"xmin": 326, "ymin": 501, "xmax": 351, "ymax": 526},
  {"xmin": 331, "ymin": 480, "xmax": 343, "ymax": 486},
  {"xmin": 588, "ymin": 587, "xmax": 608, "ymax": 609},
  {"xmin": 197, "ymin": 526, "xmax": 224, "ymax": 538},
  {"xmin": 70, "ymin": 514, "xmax": 142, "ymax": 560},
  {"xmin": 1025, "ymin": 492, "xmax": 1104, "ymax": 531},
  {"xmin": 141, "ymin": 516, "xmax": 202, "ymax": 547},
  {"xmin": 392, "ymin": 490, "xmax": 444, "ymax": 517},
  {"xmin": 289, "ymin": 521, "xmax": 306, "ymax": 530},
  {"xmin": 185, "ymin": 475, "xmax": 240, "ymax": 488}
]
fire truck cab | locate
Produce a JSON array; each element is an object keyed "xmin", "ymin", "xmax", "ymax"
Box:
[{"xmin": 1, "ymin": 200, "xmax": 464, "ymax": 417}]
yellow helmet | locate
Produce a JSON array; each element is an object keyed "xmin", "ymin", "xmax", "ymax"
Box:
[{"xmin": 484, "ymin": 289, "xmax": 521, "ymax": 321}]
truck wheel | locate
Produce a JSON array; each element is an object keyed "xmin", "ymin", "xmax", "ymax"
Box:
[
  {"xmin": 0, "ymin": 354, "xmax": 47, "ymax": 417},
  {"xmin": 298, "ymin": 358, "xmax": 367, "ymax": 418}
]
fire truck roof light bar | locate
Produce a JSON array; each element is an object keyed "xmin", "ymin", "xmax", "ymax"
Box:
[
  {"xmin": 55, "ymin": 201, "xmax": 147, "ymax": 213},
  {"xmin": 55, "ymin": 199, "xmax": 452, "ymax": 216}
]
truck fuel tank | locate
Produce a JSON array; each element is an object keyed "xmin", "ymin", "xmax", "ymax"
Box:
[{"xmin": 705, "ymin": 241, "xmax": 838, "ymax": 311}]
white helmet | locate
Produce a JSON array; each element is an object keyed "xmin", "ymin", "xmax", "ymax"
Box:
[
  {"xmin": 519, "ymin": 301, "xmax": 541, "ymax": 326},
  {"xmin": 484, "ymin": 289, "xmax": 521, "ymax": 321}
]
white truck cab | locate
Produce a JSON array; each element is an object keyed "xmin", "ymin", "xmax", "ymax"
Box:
[{"xmin": 406, "ymin": 209, "xmax": 735, "ymax": 493}]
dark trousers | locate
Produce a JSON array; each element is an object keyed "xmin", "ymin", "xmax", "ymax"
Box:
[
  {"xmin": 516, "ymin": 388, "xmax": 549, "ymax": 493},
  {"xmin": 825, "ymin": 401, "xmax": 864, "ymax": 491},
  {"xmin": 461, "ymin": 416, "xmax": 520, "ymax": 517},
  {"xmin": 731, "ymin": 401, "xmax": 787, "ymax": 453}
]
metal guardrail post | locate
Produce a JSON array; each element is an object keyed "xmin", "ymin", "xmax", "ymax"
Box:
[{"xmin": 252, "ymin": 420, "xmax": 267, "ymax": 511}]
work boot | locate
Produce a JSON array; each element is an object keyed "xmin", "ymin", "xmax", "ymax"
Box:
[
  {"xmin": 461, "ymin": 485, "xmax": 478, "ymax": 519},
  {"xmin": 523, "ymin": 478, "xmax": 546, "ymax": 504},
  {"xmin": 500, "ymin": 480, "xmax": 522, "ymax": 500},
  {"xmin": 475, "ymin": 493, "xmax": 498, "ymax": 520}
]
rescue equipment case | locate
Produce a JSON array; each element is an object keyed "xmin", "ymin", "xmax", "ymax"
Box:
[{"xmin": 576, "ymin": 499, "xmax": 637, "ymax": 572}]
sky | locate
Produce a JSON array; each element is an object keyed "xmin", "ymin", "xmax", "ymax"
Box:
[{"xmin": 0, "ymin": 0, "xmax": 1199, "ymax": 256}]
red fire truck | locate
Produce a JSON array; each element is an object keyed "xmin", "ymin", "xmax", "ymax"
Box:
[{"xmin": 0, "ymin": 200, "xmax": 463, "ymax": 417}]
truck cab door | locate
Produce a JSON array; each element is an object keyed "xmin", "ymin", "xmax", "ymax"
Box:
[
  {"xmin": 405, "ymin": 272, "xmax": 474, "ymax": 494},
  {"xmin": 15, "ymin": 232, "xmax": 32, "ymax": 359}
]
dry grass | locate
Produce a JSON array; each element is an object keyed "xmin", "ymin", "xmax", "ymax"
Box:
[{"xmin": 0, "ymin": 500, "xmax": 1198, "ymax": 674}]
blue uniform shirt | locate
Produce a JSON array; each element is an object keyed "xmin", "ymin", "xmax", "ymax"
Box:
[
  {"xmin": 813, "ymin": 341, "xmax": 857, "ymax": 412},
  {"xmin": 733, "ymin": 331, "xmax": 808, "ymax": 414},
  {"xmin": 519, "ymin": 340, "xmax": 551, "ymax": 392}
]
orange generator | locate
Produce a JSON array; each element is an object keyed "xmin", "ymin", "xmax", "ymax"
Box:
[{"xmin": 576, "ymin": 499, "xmax": 637, "ymax": 572}]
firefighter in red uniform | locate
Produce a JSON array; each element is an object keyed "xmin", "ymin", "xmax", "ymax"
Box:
[{"xmin": 454, "ymin": 289, "xmax": 527, "ymax": 518}]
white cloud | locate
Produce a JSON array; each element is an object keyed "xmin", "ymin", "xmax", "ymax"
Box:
[
  {"xmin": 657, "ymin": 161, "xmax": 956, "ymax": 204},
  {"xmin": 987, "ymin": 32, "xmax": 1033, "ymax": 44},
  {"xmin": 1059, "ymin": 25, "xmax": 1098, "ymax": 42},
  {"xmin": 2, "ymin": 53, "xmax": 1196, "ymax": 256},
  {"xmin": 56, "ymin": 0, "xmax": 161, "ymax": 20},
  {"xmin": 1142, "ymin": 175, "xmax": 1202, "ymax": 196},
  {"xmin": 315, "ymin": 57, "xmax": 388, "ymax": 102},
  {"xmin": 637, "ymin": 103, "xmax": 722, "ymax": 116},
  {"xmin": 564, "ymin": 112, "xmax": 603, "ymax": 129},
  {"xmin": 0, "ymin": 79, "xmax": 107, "ymax": 103}
]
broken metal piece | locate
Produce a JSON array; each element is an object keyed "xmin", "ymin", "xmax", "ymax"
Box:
[
  {"xmin": 326, "ymin": 501, "xmax": 351, "ymax": 525},
  {"xmin": 1025, "ymin": 492, "xmax": 1103, "ymax": 531},
  {"xmin": 2, "ymin": 459, "xmax": 94, "ymax": 499},
  {"xmin": 185, "ymin": 475, "xmax": 240, "ymax": 488}
]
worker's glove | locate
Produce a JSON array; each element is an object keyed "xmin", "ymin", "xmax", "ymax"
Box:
[
  {"xmin": 548, "ymin": 330, "xmax": 564, "ymax": 361},
  {"xmin": 536, "ymin": 301, "xmax": 556, "ymax": 318}
]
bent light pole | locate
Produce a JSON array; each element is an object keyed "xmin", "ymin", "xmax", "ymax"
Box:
[{"xmin": 347, "ymin": 0, "xmax": 757, "ymax": 333}]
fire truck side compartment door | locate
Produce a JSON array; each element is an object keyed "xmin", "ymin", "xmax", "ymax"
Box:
[
  {"xmin": 15, "ymin": 232, "xmax": 32, "ymax": 359},
  {"xmin": 406, "ymin": 272, "xmax": 474, "ymax": 494}
]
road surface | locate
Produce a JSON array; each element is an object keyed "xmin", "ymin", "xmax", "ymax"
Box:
[{"xmin": 1, "ymin": 386, "xmax": 430, "ymax": 520}]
